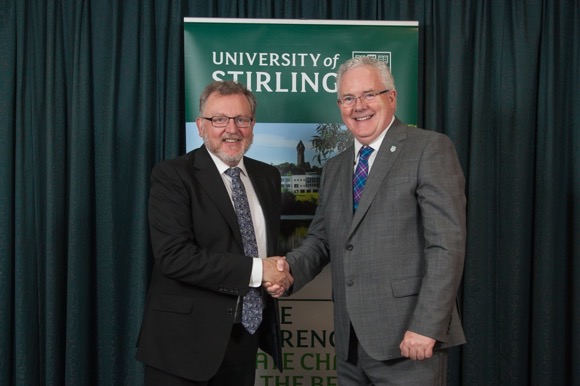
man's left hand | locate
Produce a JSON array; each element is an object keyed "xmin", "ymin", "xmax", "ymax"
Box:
[{"xmin": 399, "ymin": 330, "xmax": 436, "ymax": 360}]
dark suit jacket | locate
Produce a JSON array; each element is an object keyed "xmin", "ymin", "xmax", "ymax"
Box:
[
  {"xmin": 136, "ymin": 145, "xmax": 282, "ymax": 381},
  {"xmin": 286, "ymin": 118, "xmax": 467, "ymax": 362}
]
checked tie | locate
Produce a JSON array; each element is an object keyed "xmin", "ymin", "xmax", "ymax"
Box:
[
  {"xmin": 353, "ymin": 146, "xmax": 374, "ymax": 211},
  {"xmin": 225, "ymin": 167, "xmax": 263, "ymax": 334}
]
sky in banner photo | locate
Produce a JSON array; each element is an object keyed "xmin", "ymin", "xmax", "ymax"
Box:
[{"xmin": 186, "ymin": 122, "xmax": 332, "ymax": 167}]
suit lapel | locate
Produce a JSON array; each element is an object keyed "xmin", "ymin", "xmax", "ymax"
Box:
[
  {"xmin": 338, "ymin": 148, "xmax": 356, "ymax": 217},
  {"xmin": 350, "ymin": 119, "xmax": 407, "ymax": 234}
]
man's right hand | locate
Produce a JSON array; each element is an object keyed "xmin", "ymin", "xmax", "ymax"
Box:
[{"xmin": 262, "ymin": 256, "xmax": 292, "ymax": 298}]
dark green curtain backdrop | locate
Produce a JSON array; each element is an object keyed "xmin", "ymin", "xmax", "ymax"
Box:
[{"xmin": 0, "ymin": 1, "xmax": 578, "ymax": 385}]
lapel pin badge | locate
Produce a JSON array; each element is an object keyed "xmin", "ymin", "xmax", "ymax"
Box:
[{"xmin": 390, "ymin": 145, "xmax": 396, "ymax": 152}]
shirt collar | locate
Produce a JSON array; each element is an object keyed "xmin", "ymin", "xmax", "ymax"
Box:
[
  {"xmin": 353, "ymin": 116, "xmax": 395, "ymax": 157},
  {"xmin": 207, "ymin": 150, "xmax": 248, "ymax": 177}
]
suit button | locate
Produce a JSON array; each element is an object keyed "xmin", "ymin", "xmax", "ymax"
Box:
[
  {"xmin": 346, "ymin": 244, "xmax": 353, "ymax": 251},
  {"xmin": 346, "ymin": 280, "xmax": 354, "ymax": 287},
  {"xmin": 226, "ymin": 308, "xmax": 234, "ymax": 314}
]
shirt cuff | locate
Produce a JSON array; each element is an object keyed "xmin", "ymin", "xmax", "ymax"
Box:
[{"xmin": 249, "ymin": 257, "xmax": 263, "ymax": 287}]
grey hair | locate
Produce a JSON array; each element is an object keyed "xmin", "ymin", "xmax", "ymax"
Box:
[
  {"xmin": 336, "ymin": 56, "xmax": 396, "ymax": 96},
  {"xmin": 199, "ymin": 80, "xmax": 257, "ymax": 116}
]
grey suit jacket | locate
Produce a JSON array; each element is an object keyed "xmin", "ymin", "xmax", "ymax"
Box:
[{"xmin": 286, "ymin": 118, "xmax": 467, "ymax": 361}]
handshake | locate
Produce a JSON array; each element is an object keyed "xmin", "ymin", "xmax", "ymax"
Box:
[{"xmin": 261, "ymin": 256, "xmax": 292, "ymax": 298}]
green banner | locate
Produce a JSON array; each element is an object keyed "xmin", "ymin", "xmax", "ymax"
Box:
[
  {"xmin": 184, "ymin": 18, "xmax": 418, "ymax": 125},
  {"xmin": 184, "ymin": 18, "xmax": 418, "ymax": 386}
]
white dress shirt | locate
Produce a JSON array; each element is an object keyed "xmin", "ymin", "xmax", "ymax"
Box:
[
  {"xmin": 207, "ymin": 152, "xmax": 266, "ymax": 287},
  {"xmin": 353, "ymin": 116, "xmax": 395, "ymax": 171}
]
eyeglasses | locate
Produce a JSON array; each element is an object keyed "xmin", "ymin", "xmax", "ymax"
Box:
[
  {"xmin": 202, "ymin": 116, "xmax": 254, "ymax": 128},
  {"xmin": 337, "ymin": 89, "xmax": 390, "ymax": 107}
]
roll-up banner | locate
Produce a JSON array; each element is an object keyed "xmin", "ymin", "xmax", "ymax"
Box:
[{"xmin": 184, "ymin": 18, "xmax": 418, "ymax": 385}]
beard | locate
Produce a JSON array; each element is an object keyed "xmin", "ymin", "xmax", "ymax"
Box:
[{"xmin": 202, "ymin": 132, "xmax": 254, "ymax": 166}]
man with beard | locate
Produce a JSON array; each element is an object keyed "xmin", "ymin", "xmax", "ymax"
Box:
[{"xmin": 136, "ymin": 81, "xmax": 292, "ymax": 385}]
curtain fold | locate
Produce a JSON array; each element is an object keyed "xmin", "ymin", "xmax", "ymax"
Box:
[
  {"xmin": 532, "ymin": 2, "xmax": 578, "ymax": 384},
  {"xmin": 0, "ymin": 0, "xmax": 577, "ymax": 385}
]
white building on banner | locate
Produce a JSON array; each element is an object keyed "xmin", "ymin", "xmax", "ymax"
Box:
[
  {"xmin": 281, "ymin": 173, "xmax": 321, "ymax": 194},
  {"xmin": 280, "ymin": 140, "xmax": 321, "ymax": 194}
]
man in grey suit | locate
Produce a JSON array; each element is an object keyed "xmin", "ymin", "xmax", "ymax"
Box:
[{"xmin": 277, "ymin": 56, "xmax": 467, "ymax": 385}]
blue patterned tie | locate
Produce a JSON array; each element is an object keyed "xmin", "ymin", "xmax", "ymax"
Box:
[
  {"xmin": 225, "ymin": 167, "xmax": 263, "ymax": 334},
  {"xmin": 353, "ymin": 146, "xmax": 374, "ymax": 211}
]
